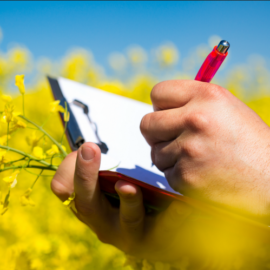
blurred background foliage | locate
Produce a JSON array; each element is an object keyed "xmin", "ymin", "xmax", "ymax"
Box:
[{"xmin": 1, "ymin": 30, "xmax": 270, "ymax": 270}]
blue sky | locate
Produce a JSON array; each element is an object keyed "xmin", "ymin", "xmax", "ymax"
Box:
[{"xmin": 1, "ymin": 1, "xmax": 270, "ymax": 72}]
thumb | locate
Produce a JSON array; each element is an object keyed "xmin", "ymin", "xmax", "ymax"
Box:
[{"xmin": 74, "ymin": 142, "xmax": 102, "ymax": 215}]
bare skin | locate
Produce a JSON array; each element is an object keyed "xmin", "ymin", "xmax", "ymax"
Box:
[
  {"xmin": 140, "ymin": 80, "xmax": 270, "ymax": 220},
  {"xmin": 51, "ymin": 80, "xmax": 270, "ymax": 264}
]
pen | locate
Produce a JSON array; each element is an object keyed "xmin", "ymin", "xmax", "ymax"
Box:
[{"xmin": 195, "ymin": 40, "xmax": 230, "ymax": 82}]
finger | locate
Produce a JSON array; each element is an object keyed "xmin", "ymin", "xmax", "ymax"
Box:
[
  {"xmin": 51, "ymin": 151, "xmax": 77, "ymax": 201},
  {"xmin": 140, "ymin": 107, "xmax": 186, "ymax": 146},
  {"xmin": 115, "ymin": 180, "xmax": 145, "ymax": 245},
  {"xmin": 163, "ymin": 165, "xmax": 193, "ymax": 195},
  {"xmin": 74, "ymin": 142, "xmax": 113, "ymax": 232},
  {"xmin": 151, "ymin": 80, "xmax": 217, "ymax": 111},
  {"xmin": 151, "ymin": 139, "xmax": 180, "ymax": 172}
]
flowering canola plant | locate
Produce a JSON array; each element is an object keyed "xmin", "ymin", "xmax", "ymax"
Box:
[{"xmin": 1, "ymin": 36, "xmax": 270, "ymax": 269}]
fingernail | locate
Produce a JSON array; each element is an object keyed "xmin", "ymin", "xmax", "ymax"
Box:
[{"xmin": 81, "ymin": 145, "xmax": 95, "ymax": 161}]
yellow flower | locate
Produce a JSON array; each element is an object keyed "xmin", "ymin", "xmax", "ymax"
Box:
[
  {"xmin": 156, "ymin": 43, "xmax": 179, "ymax": 67},
  {"xmin": 21, "ymin": 188, "xmax": 35, "ymax": 206},
  {"xmin": 63, "ymin": 192, "xmax": 75, "ymax": 207},
  {"xmin": 15, "ymin": 74, "xmax": 25, "ymax": 94},
  {"xmin": 63, "ymin": 192, "xmax": 77, "ymax": 213},
  {"xmin": 3, "ymin": 170, "xmax": 20, "ymax": 188},
  {"xmin": 46, "ymin": 144, "xmax": 66, "ymax": 156},
  {"xmin": 127, "ymin": 46, "xmax": 148, "ymax": 65},
  {"xmin": 32, "ymin": 146, "xmax": 46, "ymax": 160},
  {"xmin": 3, "ymin": 103, "xmax": 14, "ymax": 123},
  {"xmin": 0, "ymin": 150, "xmax": 8, "ymax": 169},
  {"xmin": 11, "ymin": 116, "xmax": 26, "ymax": 129},
  {"xmin": 26, "ymin": 131, "xmax": 39, "ymax": 148},
  {"xmin": 2, "ymin": 105, "xmax": 23, "ymax": 131},
  {"xmin": 1, "ymin": 95, "xmax": 12, "ymax": 103},
  {"xmin": 50, "ymin": 100, "xmax": 65, "ymax": 113}
]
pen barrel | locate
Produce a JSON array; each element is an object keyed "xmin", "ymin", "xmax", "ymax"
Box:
[{"xmin": 195, "ymin": 46, "xmax": 228, "ymax": 83}]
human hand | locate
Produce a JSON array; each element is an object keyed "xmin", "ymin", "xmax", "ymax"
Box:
[
  {"xmin": 140, "ymin": 80, "xmax": 270, "ymax": 221},
  {"xmin": 51, "ymin": 142, "xmax": 264, "ymax": 266},
  {"xmin": 51, "ymin": 142, "xmax": 193, "ymax": 263}
]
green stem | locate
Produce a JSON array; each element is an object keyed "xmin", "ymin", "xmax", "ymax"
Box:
[
  {"xmin": 50, "ymin": 153, "xmax": 57, "ymax": 165},
  {"xmin": 0, "ymin": 145, "xmax": 57, "ymax": 168},
  {"xmin": 18, "ymin": 115, "xmax": 67, "ymax": 157},
  {"xmin": 31, "ymin": 169, "xmax": 44, "ymax": 189},
  {"xmin": 41, "ymin": 113, "xmax": 52, "ymax": 128},
  {"xmin": 60, "ymin": 120, "xmax": 67, "ymax": 145},
  {"xmin": 37, "ymin": 134, "xmax": 46, "ymax": 143},
  {"xmin": 8, "ymin": 157, "xmax": 26, "ymax": 164},
  {"xmin": 0, "ymin": 165, "xmax": 57, "ymax": 173},
  {"xmin": 26, "ymin": 126, "xmax": 39, "ymax": 130}
]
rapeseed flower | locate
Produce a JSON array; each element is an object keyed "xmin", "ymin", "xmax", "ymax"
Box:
[
  {"xmin": 2, "ymin": 105, "xmax": 24, "ymax": 131},
  {"xmin": 10, "ymin": 115, "xmax": 26, "ymax": 130},
  {"xmin": 3, "ymin": 103, "xmax": 14, "ymax": 123},
  {"xmin": 46, "ymin": 144, "xmax": 66, "ymax": 156},
  {"xmin": 0, "ymin": 150, "xmax": 8, "ymax": 169},
  {"xmin": 3, "ymin": 170, "xmax": 20, "ymax": 188},
  {"xmin": 127, "ymin": 46, "xmax": 148, "ymax": 66},
  {"xmin": 63, "ymin": 192, "xmax": 75, "ymax": 207},
  {"xmin": 50, "ymin": 100, "xmax": 65, "ymax": 113},
  {"xmin": 32, "ymin": 146, "xmax": 46, "ymax": 160},
  {"xmin": 15, "ymin": 74, "xmax": 25, "ymax": 94},
  {"xmin": 0, "ymin": 42, "xmax": 270, "ymax": 270},
  {"xmin": 26, "ymin": 131, "xmax": 39, "ymax": 148},
  {"xmin": 21, "ymin": 188, "xmax": 35, "ymax": 206},
  {"xmin": 155, "ymin": 43, "xmax": 179, "ymax": 67},
  {"xmin": 1, "ymin": 95, "xmax": 12, "ymax": 103},
  {"xmin": 63, "ymin": 192, "xmax": 77, "ymax": 213}
]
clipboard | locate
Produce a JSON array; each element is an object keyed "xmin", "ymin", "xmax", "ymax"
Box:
[{"xmin": 47, "ymin": 76, "xmax": 270, "ymax": 234}]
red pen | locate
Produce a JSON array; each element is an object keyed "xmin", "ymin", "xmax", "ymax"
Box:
[{"xmin": 195, "ymin": 40, "xmax": 230, "ymax": 82}]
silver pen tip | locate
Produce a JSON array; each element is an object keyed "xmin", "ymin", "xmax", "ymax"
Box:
[{"xmin": 217, "ymin": 40, "xmax": 230, "ymax": 54}]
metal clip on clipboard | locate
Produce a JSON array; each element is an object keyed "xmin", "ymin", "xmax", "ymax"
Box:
[
  {"xmin": 72, "ymin": 99, "xmax": 109, "ymax": 154},
  {"xmin": 47, "ymin": 76, "xmax": 109, "ymax": 153}
]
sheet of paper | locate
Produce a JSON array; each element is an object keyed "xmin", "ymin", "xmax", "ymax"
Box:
[{"xmin": 58, "ymin": 77, "xmax": 181, "ymax": 195}]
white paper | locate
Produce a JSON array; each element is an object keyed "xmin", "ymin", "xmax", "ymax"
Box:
[{"xmin": 58, "ymin": 77, "xmax": 181, "ymax": 195}]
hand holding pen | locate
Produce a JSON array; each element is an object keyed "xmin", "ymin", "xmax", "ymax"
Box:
[{"xmin": 52, "ymin": 39, "xmax": 270, "ymax": 264}]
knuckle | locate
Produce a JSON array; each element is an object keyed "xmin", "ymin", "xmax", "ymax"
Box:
[
  {"xmin": 140, "ymin": 113, "xmax": 152, "ymax": 136},
  {"xmin": 186, "ymin": 112, "xmax": 209, "ymax": 132},
  {"xmin": 151, "ymin": 143, "xmax": 160, "ymax": 166},
  {"xmin": 203, "ymin": 84, "xmax": 225, "ymax": 100},
  {"xmin": 150, "ymin": 81, "xmax": 165, "ymax": 104},
  {"xmin": 181, "ymin": 139, "xmax": 204, "ymax": 159},
  {"xmin": 151, "ymin": 146, "xmax": 156, "ymax": 165}
]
